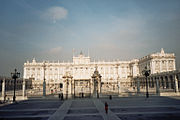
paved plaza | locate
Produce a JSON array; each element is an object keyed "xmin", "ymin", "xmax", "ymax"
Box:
[
  {"xmin": 0, "ymin": 98, "xmax": 63, "ymax": 120},
  {"xmin": 0, "ymin": 96, "xmax": 180, "ymax": 120}
]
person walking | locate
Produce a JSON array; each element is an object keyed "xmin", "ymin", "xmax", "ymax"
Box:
[
  {"xmin": 58, "ymin": 94, "xmax": 61, "ymax": 100},
  {"xmin": 105, "ymin": 102, "xmax": 108, "ymax": 114}
]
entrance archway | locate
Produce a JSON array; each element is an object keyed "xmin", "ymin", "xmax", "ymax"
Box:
[{"xmin": 74, "ymin": 79, "xmax": 91, "ymax": 98}]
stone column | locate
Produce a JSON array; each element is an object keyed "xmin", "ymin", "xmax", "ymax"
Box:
[
  {"xmin": 73, "ymin": 80, "xmax": 75, "ymax": 98},
  {"xmin": 178, "ymin": 74, "xmax": 180, "ymax": 90},
  {"xmin": 161, "ymin": 76, "xmax": 164, "ymax": 89},
  {"xmin": 62, "ymin": 79, "xmax": 67, "ymax": 98},
  {"xmin": 174, "ymin": 75, "xmax": 179, "ymax": 93},
  {"xmin": 118, "ymin": 81, "xmax": 121, "ymax": 94},
  {"xmin": 98, "ymin": 79, "xmax": 101, "ymax": 97},
  {"xmin": 155, "ymin": 77, "xmax": 160, "ymax": 95},
  {"xmin": 165, "ymin": 76, "xmax": 168, "ymax": 89},
  {"xmin": 43, "ymin": 63, "xmax": 46, "ymax": 96},
  {"xmin": 160, "ymin": 60, "xmax": 162, "ymax": 72},
  {"xmin": 69, "ymin": 79, "xmax": 72, "ymax": 98},
  {"xmin": 22, "ymin": 79, "xmax": 26, "ymax": 97},
  {"xmin": 94, "ymin": 79, "xmax": 98, "ymax": 98},
  {"xmin": 151, "ymin": 77, "xmax": 154, "ymax": 88},
  {"xmin": 137, "ymin": 78, "xmax": 140, "ymax": 94},
  {"xmin": 168, "ymin": 76, "xmax": 171, "ymax": 89},
  {"xmin": 173, "ymin": 60, "xmax": 176, "ymax": 70},
  {"xmin": 66, "ymin": 80, "xmax": 69, "ymax": 99},
  {"xmin": 90, "ymin": 79, "xmax": 93, "ymax": 97},
  {"xmin": 2, "ymin": 78, "xmax": 6, "ymax": 101},
  {"xmin": 151, "ymin": 60, "xmax": 155, "ymax": 74},
  {"xmin": 163, "ymin": 76, "xmax": 166, "ymax": 89},
  {"xmin": 166, "ymin": 60, "xmax": 168, "ymax": 71}
]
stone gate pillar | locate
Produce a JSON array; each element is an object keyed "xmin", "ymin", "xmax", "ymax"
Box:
[
  {"xmin": 98, "ymin": 77, "xmax": 101, "ymax": 95},
  {"xmin": 22, "ymin": 79, "xmax": 26, "ymax": 97},
  {"xmin": 174, "ymin": 75, "xmax": 179, "ymax": 93},
  {"xmin": 137, "ymin": 78, "xmax": 140, "ymax": 94},
  {"xmin": 62, "ymin": 72, "xmax": 73, "ymax": 99},
  {"xmin": 168, "ymin": 76, "xmax": 171, "ymax": 89},
  {"xmin": 92, "ymin": 77, "xmax": 97, "ymax": 98},
  {"xmin": 72, "ymin": 79, "xmax": 75, "ymax": 98},
  {"xmin": 2, "ymin": 78, "xmax": 6, "ymax": 101},
  {"xmin": 69, "ymin": 79, "xmax": 72, "ymax": 97},
  {"xmin": 163, "ymin": 76, "xmax": 166, "ymax": 89},
  {"xmin": 156, "ymin": 77, "xmax": 160, "ymax": 95},
  {"xmin": 90, "ymin": 79, "xmax": 94, "ymax": 96},
  {"xmin": 62, "ymin": 78, "xmax": 68, "ymax": 99},
  {"xmin": 92, "ymin": 67, "xmax": 102, "ymax": 98}
]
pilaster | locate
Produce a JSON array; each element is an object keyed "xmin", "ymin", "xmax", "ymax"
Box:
[{"xmin": 160, "ymin": 60, "xmax": 162, "ymax": 72}]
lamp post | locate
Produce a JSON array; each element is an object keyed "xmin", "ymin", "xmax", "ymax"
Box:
[
  {"xmin": 43, "ymin": 62, "xmax": 46, "ymax": 96},
  {"xmin": 142, "ymin": 66, "xmax": 150, "ymax": 98},
  {"xmin": 11, "ymin": 69, "xmax": 20, "ymax": 102}
]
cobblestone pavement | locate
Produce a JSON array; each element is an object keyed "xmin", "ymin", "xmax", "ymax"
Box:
[{"xmin": 1, "ymin": 96, "xmax": 180, "ymax": 120}]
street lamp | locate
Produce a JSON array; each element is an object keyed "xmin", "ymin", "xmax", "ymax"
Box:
[
  {"xmin": 43, "ymin": 62, "xmax": 46, "ymax": 96},
  {"xmin": 11, "ymin": 69, "xmax": 20, "ymax": 102},
  {"xmin": 142, "ymin": 66, "xmax": 150, "ymax": 98}
]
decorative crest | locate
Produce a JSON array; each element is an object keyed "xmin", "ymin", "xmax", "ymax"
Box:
[{"xmin": 161, "ymin": 48, "xmax": 165, "ymax": 54}]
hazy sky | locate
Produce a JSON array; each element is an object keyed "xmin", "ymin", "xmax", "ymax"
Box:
[{"xmin": 0, "ymin": 0, "xmax": 180, "ymax": 76}]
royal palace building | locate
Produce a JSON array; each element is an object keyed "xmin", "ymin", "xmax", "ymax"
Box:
[{"xmin": 23, "ymin": 48, "xmax": 176, "ymax": 97}]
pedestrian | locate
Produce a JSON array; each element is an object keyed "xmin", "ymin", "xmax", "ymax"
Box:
[
  {"xmin": 61, "ymin": 93, "xmax": 64, "ymax": 100},
  {"xmin": 105, "ymin": 102, "xmax": 108, "ymax": 114},
  {"xmin": 58, "ymin": 94, "xmax": 61, "ymax": 100}
]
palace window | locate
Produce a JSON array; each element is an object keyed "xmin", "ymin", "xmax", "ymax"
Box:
[
  {"xmin": 169, "ymin": 60, "xmax": 173, "ymax": 63},
  {"xmin": 122, "ymin": 67, "xmax": 125, "ymax": 73}
]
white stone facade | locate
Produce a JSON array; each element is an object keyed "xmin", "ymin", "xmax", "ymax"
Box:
[
  {"xmin": 23, "ymin": 48, "xmax": 176, "ymax": 96},
  {"xmin": 138, "ymin": 48, "xmax": 176, "ymax": 75}
]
